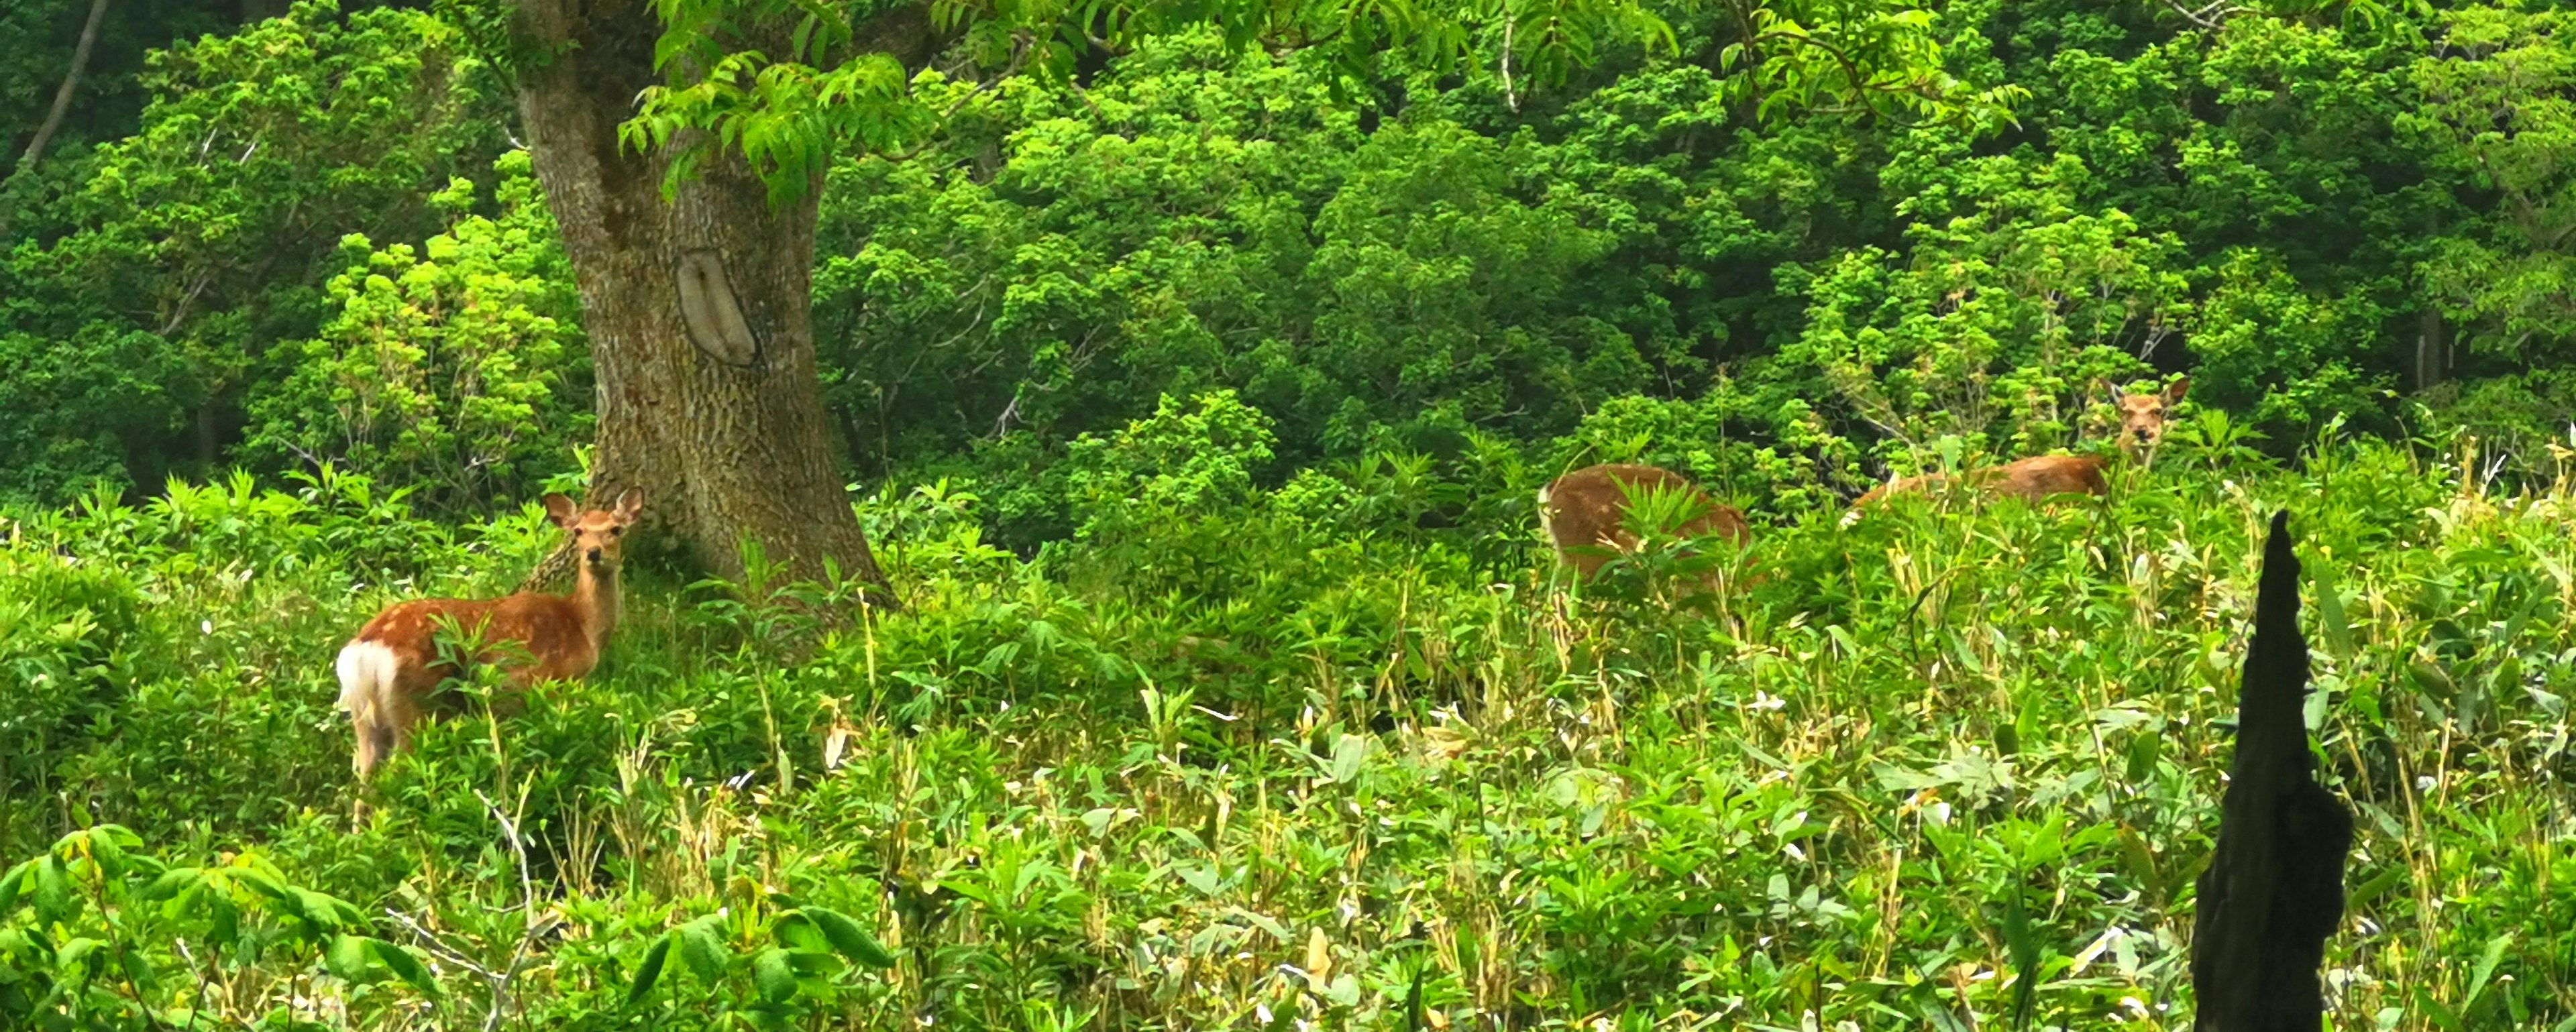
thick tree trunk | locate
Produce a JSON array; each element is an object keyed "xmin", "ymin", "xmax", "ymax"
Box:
[
  {"xmin": 2190, "ymin": 511, "xmax": 2353, "ymax": 1031},
  {"xmin": 510, "ymin": 0, "xmax": 935, "ymax": 599}
]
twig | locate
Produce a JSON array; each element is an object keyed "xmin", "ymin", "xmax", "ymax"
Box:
[{"xmin": 470, "ymin": 787, "xmax": 549, "ymax": 1032}]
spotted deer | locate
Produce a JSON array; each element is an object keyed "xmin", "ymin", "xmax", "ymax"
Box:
[
  {"xmin": 1538, "ymin": 463, "xmax": 1752, "ymax": 581},
  {"xmin": 335, "ymin": 490, "xmax": 641, "ymax": 779},
  {"xmin": 1851, "ymin": 377, "xmax": 2188, "ymax": 510}
]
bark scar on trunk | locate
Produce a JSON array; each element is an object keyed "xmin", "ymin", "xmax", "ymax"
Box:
[{"xmin": 678, "ymin": 249, "xmax": 762, "ymax": 366}]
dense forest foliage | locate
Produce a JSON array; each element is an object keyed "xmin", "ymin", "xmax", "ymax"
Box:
[
  {"xmin": 10, "ymin": 0, "xmax": 2576, "ymax": 521},
  {"xmin": 4, "ymin": 0, "xmax": 2574, "ymax": 1029}
]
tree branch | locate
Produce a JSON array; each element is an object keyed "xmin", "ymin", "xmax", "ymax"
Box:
[{"xmin": 2163, "ymin": 0, "xmax": 2243, "ymax": 31}]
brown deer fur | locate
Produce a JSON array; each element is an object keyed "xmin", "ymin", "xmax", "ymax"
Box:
[
  {"xmin": 335, "ymin": 490, "xmax": 641, "ymax": 779},
  {"xmin": 1852, "ymin": 377, "xmax": 2187, "ymax": 510},
  {"xmin": 1854, "ymin": 454, "xmax": 2110, "ymax": 507},
  {"xmin": 1539, "ymin": 463, "xmax": 1751, "ymax": 580}
]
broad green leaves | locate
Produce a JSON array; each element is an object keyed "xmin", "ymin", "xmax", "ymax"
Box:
[
  {"xmin": 0, "ymin": 827, "xmax": 440, "ymax": 1028},
  {"xmin": 625, "ymin": 904, "xmax": 898, "ymax": 1018}
]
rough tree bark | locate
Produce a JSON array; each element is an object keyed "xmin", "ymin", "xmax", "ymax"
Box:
[
  {"xmin": 508, "ymin": 0, "xmax": 943, "ymax": 599},
  {"xmin": 2190, "ymin": 510, "xmax": 2354, "ymax": 1031}
]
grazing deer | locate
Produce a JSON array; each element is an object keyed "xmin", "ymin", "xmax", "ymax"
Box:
[
  {"xmin": 335, "ymin": 490, "xmax": 641, "ymax": 779},
  {"xmin": 1851, "ymin": 377, "xmax": 2188, "ymax": 510},
  {"xmin": 1538, "ymin": 463, "xmax": 1752, "ymax": 581}
]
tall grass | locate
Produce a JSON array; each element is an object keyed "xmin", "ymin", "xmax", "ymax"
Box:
[{"xmin": 2, "ymin": 433, "xmax": 2571, "ymax": 1030}]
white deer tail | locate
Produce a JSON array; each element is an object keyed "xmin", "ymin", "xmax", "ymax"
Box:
[
  {"xmin": 335, "ymin": 639, "xmax": 405, "ymax": 778},
  {"xmin": 335, "ymin": 640, "xmax": 396, "ymax": 721}
]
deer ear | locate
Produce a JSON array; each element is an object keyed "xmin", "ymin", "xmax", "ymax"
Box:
[
  {"xmin": 613, "ymin": 488, "xmax": 643, "ymax": 522},
  {"xmin": 2164, "ymin": 376, "xmax": 2190, "ymax": 404},
  {"xmin": 543, "ymin": 494, "xmax": 578, "ymax": 528},
  {"xmin": 2091, "ymin": 378, "xmax": 2118, "ymax": 406}
]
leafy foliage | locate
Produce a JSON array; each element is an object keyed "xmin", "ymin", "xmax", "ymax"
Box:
[
  {"xmin": 0, "ymin": 0, "xmax": 511, "ymax": 507},
  {"xmin": 245, "ymin": 151, "xmax": 592, "ymax": 512},
  {"xmin": 6, "ymin": 431, "xmax": 2576, "ymax": 1028}
]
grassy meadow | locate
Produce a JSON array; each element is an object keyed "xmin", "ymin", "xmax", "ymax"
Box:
[{"xmin": 4, "ymin": 426, "xmax": 2574, "ymax": 1031}]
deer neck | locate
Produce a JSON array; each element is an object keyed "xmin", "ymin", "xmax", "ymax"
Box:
[{"xmin": 570, "ymin": 561, "xmax": 622, "ymax": 654}]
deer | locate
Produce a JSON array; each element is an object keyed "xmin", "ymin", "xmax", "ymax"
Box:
[
  {"xmin": 1538, "ymin": 463, "xmax": 1752, "ymax": 582},
  {"xmin": 1850, "ymin": 376, "xmax": 2188, "ymax": 510},
  {"xmin": 334, "ymin": 490, "xmax": 641, "ymax": 781}
]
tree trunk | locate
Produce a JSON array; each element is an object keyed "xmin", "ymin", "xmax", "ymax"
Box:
[
  {"xmin": 509, "ymin": 0, "xmax": 937, "ymax": 600},
  {"xmin": 14, "ymin": 0, "xmax": 109, "ymax": 175},
  {"xmin": 2190, "ymin": 510, "xmax": 2353, "ymax": 1031},
  {"xmin": 2414, "ymin": 303, "xmax": 2445, "ymax": 392},
  {"xmin": 2416, "ymin": 213, "xmax": 2447, "ymax": 393}
]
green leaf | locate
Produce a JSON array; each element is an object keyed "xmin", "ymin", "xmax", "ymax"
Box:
[
  {"xmin": 752, "ymin": 947, "xmax": 796, "ymax": 1004},
  {"xmin": 56, "ymin": 936, "xmax": 105, "ymax": 974},
  {"xmin": 2000, "ymin": 884, "xmax": 2039, "ymax": 1031},
  {"xmin": 2115, "ymin": 825, "xmax": 2159, "ymax": 899},
  {"xmin": 0, "ymin": 858, "xmax": 33, "ymax": 912},
  {"xmin": 2464, "ymin": 932, "xmax": 2513, "ymax": 1009},
  {"xmin": 84, "ymin": 829, "xmax": 130, "ymax": 881},
  {"xmin": 33, "ymin": 856, "xmax": 74, "ymax": 924},
  {"xmin": 677, "ymin": 916, "xmax": 729, "ymax": 982},
  {"xmin": 2418, "ymin": 985, "xmax": 2465, "ymax": 1031},
  {"xmin": 627, "ymin": 933, "xmax": 674, "ymax": 1007},
  {"xmin": 2347, "ymin": 866, "xmax": 2406, "ymax": 911},
  {"xmin": 292, "ymin": 888, "xmax": 366, "ymax": 931},
  {"xmin": 2310, "ymin": 564, "xmax": 2357, "ymax": 661},
  {"xmin": 2125, "ymin": 729, "xmax": 2160, "ymax": 785},
  {"xmin": 368, "ymin": 938, "xmax": 441, "ymax": 996},
  {"xmin": 771, "ymin": 911, "xmax": 827, "ymax": 954},
  {"xmin": 228, "ymin": 866, "xmax": 288, "ymax": 896},
  {"xmin": 1327, "ymin": 734, "xmax": 1369, "ymax": 783},
  {"xmin": 119, "ymin": 942, "xmax": 160, "ymax": 996},
  {"xmin": 207, "ymin": 894, "xmax": 241, "ymax": 952},
  {"xmin": 326, "ymin": 933, "xmax": 376, "ymax": 983},
  {"xmin": 798, "ymin": 906, "xmax": 896, "ymax": 968},
  {"xmin": 140, "ymin": 867, "xmax": 201, "ymax": 903}
]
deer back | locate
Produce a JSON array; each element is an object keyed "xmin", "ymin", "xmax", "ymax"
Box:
[
  {"xmin": 1540, "ymin": 463, "xmax": 1750, "ymax": 579},
  {"xmin": 1977, "ymin": 454, "xmax": 2108, "ymax": 502}
]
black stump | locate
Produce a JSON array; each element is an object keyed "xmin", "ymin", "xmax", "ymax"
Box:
[{"xmin": 2191, "ymin": 510, "xmax": 2356, "ymax": 1031}]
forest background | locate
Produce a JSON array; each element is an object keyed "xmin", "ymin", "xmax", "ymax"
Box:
[{"xmin": 3, "ymin": 0, "xmax": 2575, "ymax": 1028}]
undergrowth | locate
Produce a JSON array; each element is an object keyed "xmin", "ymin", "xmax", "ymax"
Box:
[{"xmin": 3, "ymin": 431, "xmax": 2573, "ymax": 1030}]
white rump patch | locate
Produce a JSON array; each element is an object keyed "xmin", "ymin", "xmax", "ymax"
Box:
[{"xmin": 335, "ymin": 640, "xmax": 400, "ymax": 721}]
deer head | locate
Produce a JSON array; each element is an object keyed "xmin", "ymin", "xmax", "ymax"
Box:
[
  {"xmin": 2102, "ymin": 376, "xmax": 2188, "ymax": 463},
  {"xmin": 545, "ymin": 489, "xmax": 643, "ymax": 575}
]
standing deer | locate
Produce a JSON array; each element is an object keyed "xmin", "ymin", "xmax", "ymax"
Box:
[
  {"xmin": 1538, "ymin": 463, "xmax": 1752, "ymax": 581},
  {"xmin": 1851, "ymin": 377, "xmax": 2188, "ymax": 509},
  {"xmin": 335, "ymin": 490, "xmax": 641, "ymax": 779}
]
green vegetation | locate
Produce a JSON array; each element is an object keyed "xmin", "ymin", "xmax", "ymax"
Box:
[
  {"xmin": 5, "ymin": 423, "xmax": 2573, "ymax": 1029},
  {"xmin": 5, "ymin": 0, "xmax": 2576, "ymax": 1027}
]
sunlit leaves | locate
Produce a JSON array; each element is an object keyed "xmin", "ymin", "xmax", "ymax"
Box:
[
  {"xmin": 623, "ymin": 46, "xmax": 927, "ymax": 203},
  {"xmin": 241, "ymin": 150, "xmax": 589, "ymax": 513},
  {"xmin": 1716, "ymin": 0, "xmax": 2021, "ymax": 130},
  {"xmin": 623, "ymin": 0, "xmax": 2008, "ymax": 205}
]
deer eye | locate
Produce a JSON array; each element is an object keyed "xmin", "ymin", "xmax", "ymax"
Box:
[{"xmin": 610, "ymin": 526, "xmax": 623, "ymax": 536}]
